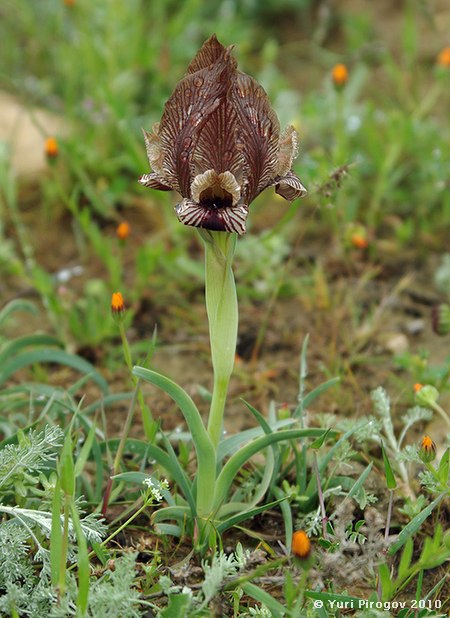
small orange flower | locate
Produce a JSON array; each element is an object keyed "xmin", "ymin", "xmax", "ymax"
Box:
[
  {"xmin": 413, "ymin": 383, "xmax": 423, "ymax": 393},
  {"xmin": 419, "ymin": 435, "xmax": 436, "ymax": 463},
  {"xmin": 64, "ymin": 0, "xmax": 76, "ymax": 5},
  {"xmin": 116, "ymin": 221, "xmax": 130, "ymax": 241},
  {"xmin": 437, "ymin": 47, "xmax": 450, "ymax": 68},
  {"xmin": 292, "ymin": 530, "xmax": 311, "ymax": 559},
  {"xmin": 332, "ymin": 63, "xmax": 349, "ymax": 87},
  {"xmin": 45, "ymin": 136, "xmax": 59, "ymax": 159},
  {"xmin": 351, "ymin": 234, "xmax": 369, "ymax": 250},
  {"xmin": 111, "ymin": 291, "xmax": 125, "ymax": 315}
]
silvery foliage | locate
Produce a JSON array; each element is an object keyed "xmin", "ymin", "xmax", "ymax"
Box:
[{"xmin": 0, "ymin": 425, "xmax": 63, "ymax": 493}]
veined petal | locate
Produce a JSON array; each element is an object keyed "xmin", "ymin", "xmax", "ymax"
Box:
[
  {"xmin": 186, "ymin": 34, "xmax": 237, "ymax": 74},
  {"xmin": 274, "ymin": 170, "xmax": 307, "ymax": 201},
  {"xmin": 175, "ymin": 198, "xmax": 248, "ymax": 234},
  {"xmin": 142, "ymin": 125, "xmax": 165, "ymax": 177},
  {"xmin": 138, "ymin": 173, "xmax": 173, "ymax": 191},
  {"xmin": 276, "ymin": 125, "xmax": 299, "ymax": 177},
  {"xmin": 157, "ymin": 46, "xmax": 235, "ymax": 197},
  {"xmin": 231, "ymin": 72, "xmax": 280, "ymax": 202}
]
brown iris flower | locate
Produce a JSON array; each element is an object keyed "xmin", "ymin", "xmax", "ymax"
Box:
[{"xmin": 139, "ymin": 34, "xmax": 306, "ymax": 234}]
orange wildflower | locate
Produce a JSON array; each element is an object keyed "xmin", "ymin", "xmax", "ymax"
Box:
[
  {"xmin": 64, "ymin": 0, "xmax": 76, "ymax": 5},
  {"xmin": 111, "ymin": 291, "xmax": 125, "ymax": 315},
  {"xmin": 332, "ymin": 63, "xmax": 349, "ymax": 87},
  {"xmin": 116, "ymin": 221, "xmax": 131, "ymax": 241},
  {"xmin": 437, "ymin": 47, "xmax": 450, "ymax": 68},
  {"xmin": 351, "ymin": 233, "xmax": 368, "ymax": 250},
  {"xmin": 45, "ymin": 136, "xmax": 59, "ymax": 159},
  {"xmin": 292, "ymin": 530, "xmax": 311, "ymax": 559},
  {"xmin": 413, "ymin": 383, "xmax": 423, "ymax": 393},
  {"xmin": 419, "ymin": 435, "xmax": 436, "ymax": 463}
]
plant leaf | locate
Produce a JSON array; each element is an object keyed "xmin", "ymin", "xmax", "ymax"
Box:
[
  {"xmin": 388, "ymin": 494, "xmax": 445, "ymax": 555},
  {"xmin": 0, "ymin": 348, "xmax": 108, "ymax": 393},
  {"xmin": 216, "ymin": 497, "xmax": 287, "ymax": 533},
  {"xmin": 132, "ymin": 366, "xmax": 216, "ymax": 517},
  {"xmin": 241, "ymin": 582, "xmax": 286, "ymax": 618},
  {"xmin": 381, "ymin": 443, "xmax": 397, "ymax": 489},
  {"xmin": 214, "ymin": 428, "xmax": 338, "ymax": 511}
]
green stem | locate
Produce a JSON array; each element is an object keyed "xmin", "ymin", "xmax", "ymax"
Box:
[
  {"xmin": 430, "ymin": 401, "xmax": 450, "ymax": 431},
  {"xmin": 202, "ymin": 231, "xmax": 238, "ymax": 449},
  {"xmin": 120, "ymin": 321, "xmax": 155, "ymax": 442},
  {"xmin": 58, "ymin": 495, "xmax": 71, "ymax": 597}
]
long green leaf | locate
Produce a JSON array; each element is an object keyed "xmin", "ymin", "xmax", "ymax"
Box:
[
  {"xmin": 241, "ymin": 582, "xmax": 286, "ymax": 618},
  {"xmin": 107, "ymin": 438, "xmax": 196, "ymax": 515},
  {"xmin": 305, "ymin": 423, "xmax": 366, "ymax": 496},
  {"xmin": 381, "ymin": 444, "xmax": 397, "ymax": 489},
  {"xmin": 398, "ymin": 537, "xmax": 413, "ymax": 580},
  {"xmin": 217, "ymin": 418, "xmax": 295, "ymax": 460},
  {"xmin": 272, "ymin": 485, "xmax": 293, "ymax": 551},
  {"xmin": 70, "ymin": 501, "xmax": 90, "ymax": 616},
  {"xmin": 154, "ymin": 523, "xmax": 183, "ymax": 537},
  {"xmin": 241, "ymin": 400, "xmax": 276, "ymax": 507},
  {"xmin": 388, "ymin": 495, "xmax": 445, "ymax": 555},
  {"xmin": 74, "ymin": 422, "xmax": 97, "ymax": 478},
  {"xmin": 132, "ymin": 366, "xmax": 215, "ymax": 517},
  {"xmin": 343, "ymin": 462, "xmax": 373, "ymax": 504},
  {"xmin": 82, "ymin": 392, "xmax": 134, "ymax": 416},
  {"xmin": 216, "ymin": 497, "xmax": 287, "ymax": 533},
  {"xmin": 214, "ymin": 429, "xmax": 338, "ymax": 511},
  {"xmin": 378, "ymin": 562, "xmax": 394, "ymax": 600},
  {"xmin": 300, "ymin": 377, "xmax": 341, "ymax": 413},
  {"xmin": 0, "ymin": 299, "xmax": 38, "ymax": 327},
  {"xmin": 50, "ymin": 478, "xmax": 62, "ymax": 588},
  {"xmin": 0, "ymin": 349, "xmax": 108, "ymax": 393},
  {"xmin": 152, "ymin": 505, "xmax": 192, "ymax": 525},
  {"xmin": 0, "ymin": 334, "xmax": 63, "ymax": 365},
  {"xmin": 438, "ymin": 448, "xmax": 449, "ymax": 484}
]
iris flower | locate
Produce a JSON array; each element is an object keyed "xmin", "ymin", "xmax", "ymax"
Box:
[{"xmin": 139, "ymin": 34, "xmax": 306, "ymax": 234}]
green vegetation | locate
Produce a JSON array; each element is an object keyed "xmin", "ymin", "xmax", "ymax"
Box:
[{"xmin": 0, "ymin": 1, "xmax": 449, "ymax": 616}]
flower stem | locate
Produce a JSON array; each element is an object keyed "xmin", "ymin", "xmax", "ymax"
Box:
[{"xmin": 201, "ymin": 231, "xmax": 238, "ymax": 449}]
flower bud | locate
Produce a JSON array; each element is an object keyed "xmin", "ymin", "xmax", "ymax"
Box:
[
  {"xmin": 419, "ymin": 435, "xmax": 437, "ymax": 463},
  {"xmin": 351, "ymin": 233, "xmax": 369, "ymax": 250},
  {"xmin": 292, "ymin": 530, "xmax": 311, "ymax": 559},
  {"xmin": 332, "ymin": 63, "xmax": 349, "ymax": 88},
  {"xmin": 437, "ymin": 47, "xmax": 450, "ymax": 69},
  {"xmin": 111, "ymin": 292, "xmax": 125, "ymax": 321},
  {"xmin": 414, "ymin": 384, "xmax": 439, "ymax": 408},
  {"xmin": 45, "ymin": 136, "xmax": 59, "ymax": 160},
  {"xmin": 278, "ymin": 403, "xmax": 291, "ymax": 420},
  {"xmin": 116, "ymin": 221, "xmax": 130, "ymax": 241}
]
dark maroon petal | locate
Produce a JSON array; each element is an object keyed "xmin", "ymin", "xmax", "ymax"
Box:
[
  {"xmin": 231, "ymin": 72, "xmax": 280, "ymax": 202},
  {"xmin": 157, "ymin": 46, "xmax": 235, "ymax": 198},
  {"xmin": 274, "ymin": 170, "xmax": 307, "ymax": 201},
  {"xmin": 138, "ymin": 173, "xmax": 173, "ymax": 191},
  {"xmin": 175, "ymin": 199, "xmax": 248, "ymax": 235},
  {"xmin": 186, "ymin": 34, "xmax": 236, "ymax": 74},
  {"xmin": 193, "ymin": 96, "xmax": 247, "ymax": 182}
]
